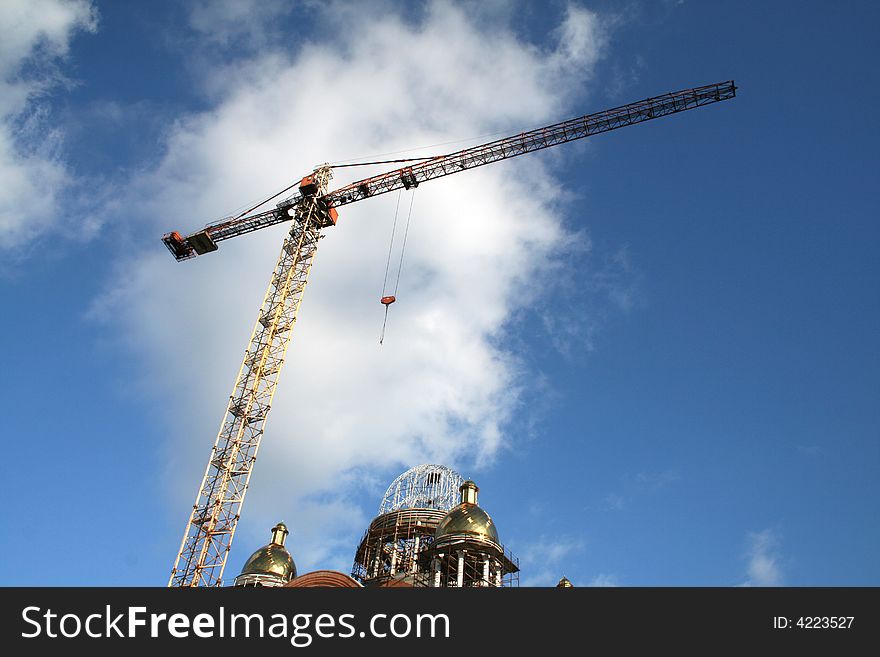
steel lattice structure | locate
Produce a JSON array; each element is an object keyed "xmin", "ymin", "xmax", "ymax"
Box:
[
  {"xmin": 350, "ymin": 508, "xmax": 447, "ymax": 587},
  {"xmin": 378, "ymin": 464, "xmax": 464, "ymax": 514},
  {"xmin": 163, "ymin": 81, "xmax": 736, "ymax": 586},
  {"xmin": 168, "ymin": 168, "xmax": 334, "ymax": 587},
  {"xmin": 163, "ymin": 81, "xmax": 735, "ymax": 261}
]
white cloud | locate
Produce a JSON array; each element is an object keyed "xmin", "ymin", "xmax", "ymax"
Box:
[
  {"xmin": 188, "ymin": 0, "xmax": 290, "ymax": 48},
  {"xmin": 0, "ymin": 0, "xmax": 96, "ymax": 249},
  {"xmin": 91, "ymin": 1, "xmax": 609, "ymax": 575},
  {"xmin": 636, "ymin": 468, "xmax": 681, "ymax": 489},
  {"xmin": 603, "ymin": 492, "xmax": 625, "ymax": 511},
  {"xmin": 550, "ymin": 3, "xmax": 608, "ymax": 71},
  {"xmin": 541, "ymin": 243, "xmax": 640, "ymax": 356},
  {"xmin": 741, "ymin": 528, "xmax": 783, "ymax": 586},
  {"xmin": 517, "ymin": 535, "xmax": 585, "ymax": 586},
  {"xmin": 797, "ymin": 444, "xmax": 821, "ymax": 457},
  {"xmin": 588, "ymin": 573, "xmax": 619, "ymax": 587}
]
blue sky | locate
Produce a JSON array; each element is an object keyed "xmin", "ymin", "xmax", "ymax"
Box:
[{"xmin": 1, "ymin": 0, "xmax": 877, "ymax": 587}]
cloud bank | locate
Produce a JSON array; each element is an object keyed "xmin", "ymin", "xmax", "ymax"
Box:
[{"xmin": 0, "ymin": 0, "xmax": 96, "ymax": 250}]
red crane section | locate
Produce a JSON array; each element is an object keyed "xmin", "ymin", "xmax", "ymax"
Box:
[{"xmin": 163, "ymin": 80, "xmax": 735, "ymax": 261}]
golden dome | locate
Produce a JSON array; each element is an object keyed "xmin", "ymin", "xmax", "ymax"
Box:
[
  {"xmin": 434, "ymin": 481, "xmax": 499, "ymax": 544},
  {"xmin": 238, "ymin": 522, "xmax": 297, "ymax": 582}
]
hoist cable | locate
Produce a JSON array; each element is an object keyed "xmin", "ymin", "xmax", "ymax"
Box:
[
  {"xmin": 393, "ymin": 191, "xmax": 416, "ymax": 296},
  {"xmin": 330, "ymin": 156, "xmax": 439, "ymax": 169},
  {"xmin": 381, "ymin": 191, "xmax": 403, "ymax": 296},
  {"xmin": 379, "ymin": 190, "xmax": 415, "ymax": 345},
  {"xmin": 229, "ymin": 180, "xmax": 300, "ymax": 222}
]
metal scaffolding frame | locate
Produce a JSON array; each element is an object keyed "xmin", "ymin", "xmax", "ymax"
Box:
[
  {"xmin": 428, "ymin": 533, "xmax": 519, "ymax": 588},
  {"xmin": 379, "ymin": 464, "xmax": 465, "ymax": 514},
  {"xmin": 351, "ymin": 508, "xmax": 447, "ymax": 587}
]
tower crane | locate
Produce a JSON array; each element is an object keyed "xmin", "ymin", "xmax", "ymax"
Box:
[{"xmin": 164, "ymin": 80, "xmax": 736, "ymax": 587}]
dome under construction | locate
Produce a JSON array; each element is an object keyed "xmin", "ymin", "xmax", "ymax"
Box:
[
  {"xmin": 351, "ymin": 464, "xmax": 465, "ymax": 587},
  {"xmin": 350, "ymin": 468, "xmax": 518, "ymax": 587},
  {"xmin": 379, "ymin": 464, "xmax": 464, "ymax": 513}
]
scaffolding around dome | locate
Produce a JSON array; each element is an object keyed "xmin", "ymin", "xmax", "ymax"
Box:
[
  {"xmin": 426, "ymin": 480, "xmax": 519, "ymax": 587},
  {"xmin": 351, "ymin": 507, "xmax": 447, "ymax": 586},
  {"xmin": 427, "ymin": 535, "xmax": 519, "ymax": 588}
]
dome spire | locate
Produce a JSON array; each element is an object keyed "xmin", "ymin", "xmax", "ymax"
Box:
[
  {"xmin": 459, "ymin": 480, "xmax": 479, "ymax": 505},
  {"xmin": 271, "ymin": 522, "xmax": 289, "ymax": 546}
]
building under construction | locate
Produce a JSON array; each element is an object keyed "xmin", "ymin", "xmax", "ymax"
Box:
[{"xmin": 233, "ymin": 464, "xmax": 533, "ymax": 588}]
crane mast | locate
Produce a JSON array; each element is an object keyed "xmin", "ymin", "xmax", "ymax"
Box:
[
  {"xmin": 165, "ymin": 81, "xmax": 736, "ymax": 586},
  {"xmin": 168, "ymin": 167, "xmax": 335, "ymax": 587}
]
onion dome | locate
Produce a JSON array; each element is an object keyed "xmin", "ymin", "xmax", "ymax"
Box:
[
  {"xmin": 556, "ymin": 576, "xmax": 574, "ymax": 588},
  {"xmin": 434, "ymin": 480, "xmax": 499, "ymax": 545},
  {"xmin": 233, "ymin": 522, "xmax": 297, "ymax": 587}
]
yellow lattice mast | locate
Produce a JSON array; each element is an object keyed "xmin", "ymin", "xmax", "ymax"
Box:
[{"xmin": 168, "ymin": 167, "xmax": 335, "ymax": 587}]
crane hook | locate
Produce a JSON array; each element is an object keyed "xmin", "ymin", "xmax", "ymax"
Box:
[{"xmin": 379, "ymin": 297, "xmax": 395, "ymax": 345}]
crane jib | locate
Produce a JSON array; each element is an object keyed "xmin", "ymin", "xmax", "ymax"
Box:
[
  {"xmin": 161, "ymin": 81, "xmax": 735, "ymax": 262},
  {"xmin": 323, "ymin": 81, "xmax": 735, "ymax": 208}
]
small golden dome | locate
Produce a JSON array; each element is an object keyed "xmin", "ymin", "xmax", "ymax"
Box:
[
  {"xmin": 434, "ymin": 480, "xmax": 499, "ymax": 544},
  {"xmin": 238, "ymin": 522, "xmax": 297, "ymax": 582},
  {"xmin": 556, "ymin": 576, "xmax": 574, "ymax": 588}
]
